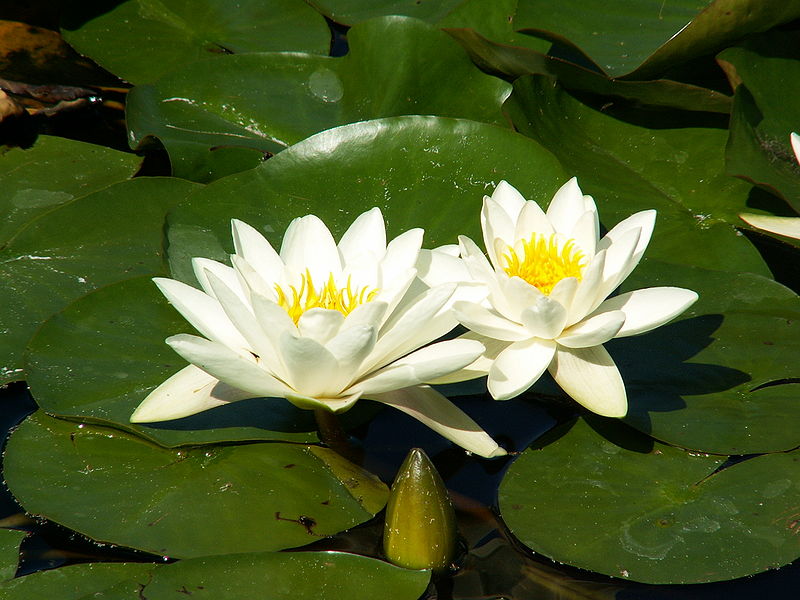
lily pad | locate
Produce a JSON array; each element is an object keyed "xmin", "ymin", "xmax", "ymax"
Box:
[
  {"xmin": 24, "ymin": 276, "xmax": 319, "ymax": 445},
  {"xmin": 0, "ymin": 177, "xmax": 199, "ymax": 385},
  {"xmin": 308, "ymin": 0, "xmax": 463, "ymax": 24},
  {"xmin": 514, "ymin": 0, "xmax": 800, "ymax": 79},
  {"xmin": 718, "ymin": 31, "xmax": 800, "ymax": 213},
  {"xmin": 0, "ymin": 562, "xmax": 154, "ymax": 599},
  {"xmin": 4, "ymin": 412, "xmax": 388, "ymax": 558},
  {"xmin": 445, "ymin": 28, "xmax": 731, "ymax": 113},
  {"xmin": 143, "ymin": 551, "xmax": 430, "ymax": 599},
  {"xmin": 126, "ymin": 16, "xmax": 511, "ymax": 182},
  {"xmin": 60, "ymin": 0, "xmax": 330, "ymax": 84},
  {"xmin": 499, "ymin": 417, "xmax": 800, "ymax": 584},
  {"xmin": 165, "ymin": 115, "xmax": 567, "ymax": 283},
  {"xmin": 0, "ymin": 136, "xmax": 140, "ymax": 247},
  {"xmin": 504, "ymin": 75, "xmax": 769, "ymax": 276},
  {"xmin": 615, "ymin": 260, "xmax": 800, "ymax": 454}
]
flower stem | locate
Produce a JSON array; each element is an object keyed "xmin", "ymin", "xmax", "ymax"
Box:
[{"xmin": 313, "ymin": 409, "xmax": 361, "ymax": 465}]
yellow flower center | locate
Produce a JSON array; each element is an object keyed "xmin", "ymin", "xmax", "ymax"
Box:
[
  {"xmin": 275, "ymin": 269, "xmax": 379, "ymax": 323},
  {"xmin": 502, "ymin": 233, "xmax": 585, "ymax": 295}
]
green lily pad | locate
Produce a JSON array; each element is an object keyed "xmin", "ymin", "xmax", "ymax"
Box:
[
  {"xmin": 615, "ymin": 260, "xmax": 800, "ymax": 454},
  {"xmin": 60, "ymin": 0, "xmax": 330, "ymax": 84},
  {"xmin": 514, "ymin": 0, "xmax": 800, "ymax": 79},
  {"xmin": 0, "ymin": 136, "xmax": 140, "ymax": 247},
  {"xmin": 0, "ymin": 177, "xmax": 199, "ymax": 385},
  {"xmin": 0, "ymin": 529, "xmax": 25, "ymax": 581},
  {"xmin": 25, "ymin": 276, "xmax": 319, "ymax": 445},
  {"xmin": 165, "ymin": 116, "xmax": 567, "ymax": 283},
  {"xmin": 126, "ymin": 16, "xmax": 511, "ymax": 182},
  {"xmin": 308, "ymin": 0, "xmax": 463, "ymax": 24},
  {"xmin": 719, "ymin": 31, "xmax": 800, "ymax": 214},
  {"xmin": 500, "ymin": 417, "xmax": 800, "ymax": 584},
  {"xmin": 143, "ymin": 551, "xmax": 430, "ymax": 599},
  {"xmin": 504, "ymin": 75, "xmax": 769, "ymax": 276},
  {"xmin": 0, "ymin": 562, "xmax": 154, "ymax": 599},
  {"xmin": 445, "ymin": 28, "xmax": 731, "ymax": 113},
  {"xmin": 4, "ymin": 412, "xmax": 388, "ymax": 558}
]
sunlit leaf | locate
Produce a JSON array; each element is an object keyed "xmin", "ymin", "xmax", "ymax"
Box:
[
  {"xmin": 126, "ymin": 16, "xmax": 511, "ymax": 182},
  {"xmin": 0, "ymin": 529, "xmax": 25, "ymax": 582},
  {"xmin": 4, "ymin": 413, "xmax": 388, "ymax": 558},
  {"xmin": 514, "ymin": 0, "xmax": 800, "ymax": 78},
  {"xmin": 500, "ymin": 417, "xmax": 800, "ymax": 584},
  {"xmin": 60, "ymin": 0, "xmax": 330, "ymax": 84},
  {"xmin": 0, "ymin": 177, "xmax": 198, "ymax": 385},
  {"xmin": 719, "ymin": 31, "xmax": 800, "ymax": 214}
]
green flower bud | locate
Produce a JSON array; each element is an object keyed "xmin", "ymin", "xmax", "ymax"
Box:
[{"xmin": 383, "ymin": 448, "xmax": 457, "ymax": 572}]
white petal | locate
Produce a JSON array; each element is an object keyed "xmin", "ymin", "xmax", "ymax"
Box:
[
  {"xmin": 595, "ymin": 227, "xmax": 641, "ymax": 303},
  {"xmin": 482, "ymin": 196, "xmax": 515, "ymax": 267},
  {"xmin": 354, "ymin": 339, "xmax": 484, "ymax": 395},
  {"xmin": 297, "ymin": 308, "xmax": 345, "ymax": 345},
  {"xmin": 153, "ymin": 277, "xmax": 249, "ymax": 350},
  {"xmin": 231, "ymin": 219, "xmax": 285, "ymax": 283},
  {"xmin": 567, "ymin": 249, "xmax": 606, "ymax": 326},
  {"xmin": 367, "ymin": 283, "xmax": 458, "ymax": 370},
  {"xmin": 791, "ymin": 132, "xmax": 800, "ymax": 163},
  {"xmin": 381, "ymin": 228, "xmax": 423, "ymax": 278},
  {"xmin": 546, "ymin": 177, "xmax": 586, "ymax": 235},
  {"xmin": 325, "ymin": 325, "xmax": 376, "ymax": 379},
  {"xmin": 368, "ymin": 386, "xmax": 506, "ymax": 458},
  {"xmin": 491, "ymin": 180, "xmax": 527, "ymax": 222},
  {"xmin": 498, "ymin": 275, "xmax": 544, "ymax": 321},
  {"xmin": 166, "ymin": 334, "xmax": 292, "ymax": 398},
  {"xmin": 280, "ymin": 214, "xmax": 342, "ymax": 281},
  {"xmin": 204, "ymin": 270, "xmax": 274, "ymax": 359},
  {"xmin": 426, "ymin": 331, "xmax": 508, "ymax": 384},
  {"xmin": 549, "ymin": 345, "xmax": 627, "ymax": 417},
  {"xmin": 597, "ymin": 210, "xmax": 655, "ymax": 293},
  {"xmin": 278, "ymin": 332, "xmax": 340, "ymax": 397},
  {"xmin": 192, "ymin": 258, "xmax": 245, "ymax": 302},
  {"xmin": 519, "ymin": 296, "xmax": 568, "ymax": 340},
  {"xmin": 338, "ymin": 207, "xmax": 386, "ymax": 266},
  {"xmin": 453, "ymin": 300, "xmax": 531, "ymax": 342},
  {"xmin": 416, "ymin": 248, "xmax": 471, "ymax": 287},
  {"xmin": 247, "ymin": 291, "xmax": 297, "ymax": 348},
  {"xmin": 458, "ymin": 235, "xmax": 496, "ymax": 285},
  {"xmin": 230, "ymin": 254, "xmax": 281, "ymax": 301},
  {"xmin": 487, "ymin": 338, "xmax": 556, "ymax": 400},
  {"xmin": 433, "ymin": 244, "xmax": 460, "ymax": 257},
  {"xmin": 739, "ymin": 214, "xmax": 800, "ymax": 240},
  {"xmin": 285, "ymin": 391, "xmax": 361, "ymax": 413},
  {"xmin": 130, "ymin": 365, "xmax": 255, "ymax": 423},
  {"xmin": 557, "ymin": 310, "xmax": 625, "ymax": 348},
  {"xmin": 342, "ymin": 300, "xmax": 389, "ymax": 331},
  {"xmin": 569, "ymin": 210, "xmax": 598, "ymax": 257},
  {"xmin": 514, "ymin": 198, "xmax": 553, "ymax": 241},
  {"xmin": 547, "ymin": 276, "xmax": 578, "ymax": 315},
  {"xmin": 594, "ymin": 287, "xmax": 698, "ymax": 337}
]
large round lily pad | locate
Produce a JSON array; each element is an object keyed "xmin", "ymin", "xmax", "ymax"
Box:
[
  {"xmin": 126, "ymin": 16, "xmax": 511, "ymax": 182},
  {"xmin": 4, "ymin": 412, "xmax": 388, "ymax": 559},
  {"xmin": 24, "ymin": 276, "xmax": 319, "ymax": 446},
  {"xmin": 0, "ymin": 562, "xmax": 154, "ymax": 599},
  {"xmin": 60, "ymin": 0, "xmax": 330, "ymax": 84},
  {"xmin": 0, "ymin": 177, "xmax": 199, "ymax": 385},
  {"xmin": 500, "ymin": 417, "xmax": 800, "ymax": 584}
]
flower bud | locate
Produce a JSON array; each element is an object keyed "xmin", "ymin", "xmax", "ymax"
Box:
[{"xmin": 383, "ymin": 448, "xmax": 457, "ymax": 571}]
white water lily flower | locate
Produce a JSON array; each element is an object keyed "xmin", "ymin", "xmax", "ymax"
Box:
[
  {"xmin": 449, "ymin": 179, "xmax": 699, "ymax": 417},
  {"xmin": 131, "ymin": 208, "xmax": 505, "ymax": 459},
  {"xmin": 740, "ymin": 132, "xmax": 800, "ymax": 239}
]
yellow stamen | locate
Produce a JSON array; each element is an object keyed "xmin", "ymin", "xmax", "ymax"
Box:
[
  {"xmin": 503, "ymin": 233, "xmax": 585, "ymax": 295},
  {"xmin": 275, "ymin": 269, "xmax": 379, "ymax": 323}
]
